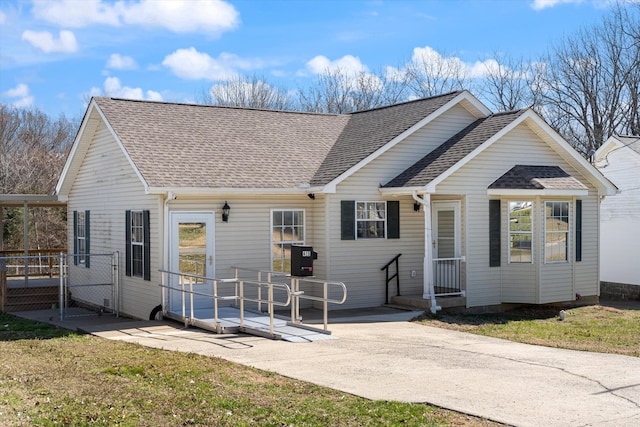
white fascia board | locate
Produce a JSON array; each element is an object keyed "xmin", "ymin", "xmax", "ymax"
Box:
[
  {"xmin": 523, "ymin": 111, "xmax": 618, "ymax": 196},
  {"xmin": 146, "ymin": 186, "xmax": 324, "ymax": 196},
  {"xmin": 55, "ymin": 100, "xmax": 98, "ymax": 196},
  {"xmin": 324, "ymin": 91, "xmax": 491, "ymax": 191},
  {"xmin": 487, "ymin": 188, "xmax": 589, "ymax": 197},
  {"xmin": 594, "ymin": 136, "xmax": 621, "ymax": 161}
]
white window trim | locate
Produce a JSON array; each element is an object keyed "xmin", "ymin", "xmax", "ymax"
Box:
[
  {"xmin": 270, "ymin": 208, "xmax": 306, "ymax": 272},
  {"xmin": 508, "ymin": 200, "xmax": 534, "ymax": 264},
  {"xmin": 355, "ymin": 201, "xmax": 387, "ymax": 240},
  {"xmin": 76, "ymin": 211, "xmax": 86, "ymax": 264},
  {"xmin": 130, "ymin": 210, "xmax": 145, "ymax": 278},
  {"xmin": 544, "ymin": 201, "xmax": 570, "ymax": 264}
]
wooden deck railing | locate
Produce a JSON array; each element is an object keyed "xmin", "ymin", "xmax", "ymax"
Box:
[{"xmin": 0, "ymin": 249, "xmax": 67, "ymax": 278}]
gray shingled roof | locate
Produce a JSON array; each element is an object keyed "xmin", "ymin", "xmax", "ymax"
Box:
[
  {"xmin": 309, "ymin": 91, "xmax": 462, "ymax": 185},
  {"xmin": 94, "ymin": 93, "xmax": 463, "ymax": 189},
  {"xmin": 383, "ymin": 110, "xmax": 525, "ymax": 188},
  {"xmin": 617, "ymin": 135, "xmax": 640, "ymax": 156},
  {"xmin": 488, "ymin": 165, "xmax": 588, "ymax": 191},
  {"xmin": 94, "ymin": 98, "xmax": 347, "ymax": 189}
]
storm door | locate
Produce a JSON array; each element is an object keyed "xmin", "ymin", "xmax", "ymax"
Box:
[
  {"xmin": 169, "ymin": 212, "xmax": 215, "ymax": 314},
  {"xmin": 431, "ymin": 201, "xmax": 461, "ymax": 294}
]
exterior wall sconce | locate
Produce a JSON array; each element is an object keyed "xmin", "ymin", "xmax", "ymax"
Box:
[
  {"xmin": 222, "ymin": 201, "xmax": 230, "ymax": 222},
  {"xmin": 308, "ymin": 193, "xmax": 315, "ymax": 200},
  {"xmin": 413, "ymin": 202, "xmax": 421, "ymax": 212}
]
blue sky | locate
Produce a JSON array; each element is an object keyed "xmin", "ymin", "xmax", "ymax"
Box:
[{"xmin": 0, "ymin": 0, "xmax": 627, "ymax": 119}]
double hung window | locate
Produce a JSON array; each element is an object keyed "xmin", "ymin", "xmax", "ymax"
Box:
[
  {"xmin": 508, "ymin": 201, "xmax": 533, "ymax": 263},
  {"xmin": 271, "ymin": 210, "xmax": 304, "ymax": 272},
  {"xmin": 545, "ymin": 201, "xmax": 569, "ymax": 263}
]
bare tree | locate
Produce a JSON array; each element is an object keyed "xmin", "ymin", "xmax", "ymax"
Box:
[
  {"xmin": 532, "ymin": 3, "xmax": 639, "ymax": 155},
  {"xmin": 297, "ymin": 66, "xmax": 410, "ymax": 113},
  {"xmin": 197, "ymin": 74, "xmax": 293, "ymax": 110},
  {"xmin": 405, "ymin": 48, "xmax": 470, "ymax": 98},
  {"xmin": 1, "ymin": 104, "xmax": 75, "ymax": 250},
  {"xmin": 477, "ymin": 52, "xmax": 536, "ymax": 111}
]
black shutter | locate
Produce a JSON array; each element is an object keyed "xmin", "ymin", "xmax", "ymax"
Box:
[
  {"xmin": 341, "ymin": 200, "xmax": 355, "ymax": 240},
  {"xmin": 387, "ymin": 201, "xmax": 400, "ymax": 239},
  {"xmin": 125, "ymin": 210, "xmax": 131, "ymax": 277},
  {"xmin": 575, "ymin": 200, "xmax": 582, "ymax": 262},
  {"xmin": 143, "ymin": 210, "xmax": 151, "ymax": 281},
  {"xmin": 489, "ymin": 200, "xmax": 501, "ymax": 267},
  {"xmin": 84, "ymin": 210, "xmax": 90, "ymax": 268},
  {"xmin": 73, "ymin": 211, "xmax": 78, "ymax": 265}
]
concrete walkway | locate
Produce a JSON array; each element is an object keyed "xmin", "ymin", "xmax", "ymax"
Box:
[{"xmin": 15, "ymin": 307, "xmax": 640, "ymax": 427}]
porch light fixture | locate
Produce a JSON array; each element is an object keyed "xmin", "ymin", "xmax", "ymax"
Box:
[
  {"xmin": 222, "ymin": 201, "xmax": 230, "ymax": 222},
  {"xmin": 308, "ymin": 193, "xmax": 315, "ymax": 200},
  {"xmin": 413, "ymin": 202, "xmax": 421, "ymax": 212}
]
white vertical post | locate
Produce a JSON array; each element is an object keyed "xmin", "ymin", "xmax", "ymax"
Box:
[
  {"xmin": 23, "ymin": 201, "xmax": 29, "ymax": 287},
  {"xmin": 59, "ymin": 252, "xmax": 64, "ymax": 320}
]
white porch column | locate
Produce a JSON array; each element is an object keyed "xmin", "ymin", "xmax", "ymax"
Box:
[{"xmin": 413, "ymin": 191, "xmax": 440, "ymax": 313}]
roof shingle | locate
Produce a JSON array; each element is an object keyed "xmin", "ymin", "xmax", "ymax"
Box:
[{"xmin": 383, "ymin": 110, "xmax": 525, "ymax": 188}]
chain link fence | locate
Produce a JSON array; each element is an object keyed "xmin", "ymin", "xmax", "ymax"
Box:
[{"xmin": 1, "ymin": 252, "xmax": 118, "ymax": 318}]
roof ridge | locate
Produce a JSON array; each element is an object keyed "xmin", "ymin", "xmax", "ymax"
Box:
[
  {"xmin": 93, "ymin": 96, "xmax": 342, "ymax": 118},
  {"xmin": 349, "ymin": 91, "xmax": 463, "ymax": 115}
]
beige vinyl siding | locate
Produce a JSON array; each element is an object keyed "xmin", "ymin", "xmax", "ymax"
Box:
[
  {"xmin": 167, "ymin": 195, "xmax": 323, "ymax": 308},
  {"xmin": 325, "ymin": 106, "xmax": 478, "ymax": 309},
  {"xmin": 574, "ymin": 193, "xmax": 600, "ymax": 297},
  {"xmin": 67, "ymin": 122, "xmax": 161, "ymax": 320},
  {"xmin": 436, "ymin": 123, "xmax": 600, "ymax": 307}
]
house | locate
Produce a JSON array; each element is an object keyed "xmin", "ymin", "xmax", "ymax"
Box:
[
  {"xmin": 594, "ymin": 135, "xmax": 640, "ymax": 299},
  {"xmin": 55, "ymin": 91, "xmax": 617, "ymax": 320}
]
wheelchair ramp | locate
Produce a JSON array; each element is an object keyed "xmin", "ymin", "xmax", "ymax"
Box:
[{"xmin": 169, "ymin": 307, "xmax": 337, "ymax": 343}]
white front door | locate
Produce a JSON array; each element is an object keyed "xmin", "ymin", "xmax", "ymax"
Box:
[{"xmin": 169, "ymin": 212, "xmax": 215, "ymax": 313}]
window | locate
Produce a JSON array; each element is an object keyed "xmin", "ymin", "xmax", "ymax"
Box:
[
  {"xmin": 73, "ymin": 210, "xmax": 90, "ymax": 267},
  {"xmin": 341, "ymin": 200, "xmax": 399, "ymax": 240},
  {"xmin": 271, "ymin": 210, "xmax": 304, "ymax": 272},
  {"xmin": 545, "ymin": 201, "xmax": 569, "ymax": 263},
  {"xmin": 356, "ymin": 202, "xmax": 386, "ymax": 239},
  {"xmin": 508, "ymin": 201, "xmax": 532, "ymax": 263},
  {"xmin": 126, "ymin": 210, "xmax": 150, "ymax": 280}
]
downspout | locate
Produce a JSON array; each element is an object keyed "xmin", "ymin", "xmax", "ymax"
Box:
[{"xmin": 412, "ymin": 191, "xmax": 440, "ymax": 314}]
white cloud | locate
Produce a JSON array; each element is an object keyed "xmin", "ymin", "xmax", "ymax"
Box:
[
  {"xmin": 162, "ymin": 47, "xmax": 262, "ymax": 80},
  {"xmin": 3, "ymin": 83, "xmax": 34, "ymax": 108},
  {"xmin": 0, "ymin": 10, "xmax": 6, "ymax": 24},
  {"xmin": 21, "ymin": 30, "xmax": 78, "ymax": 53},
  {"xmin": 122, "ymin": 0, "xmax": 239, "ymax": 34},
  {"xmin": 106, "ymin": 53, "xmax": 138, "ymax": 70},
  {"xmin": 89, "ymin": 76, "xmax": 163, "ymax": 101},
  {"xmin": 410, "ymin": 45, "xmax": 506, "ymax": 79},
  {"xmin": 31, "ymin": 0, "xmax": 238, "ymax": 34},
  {"xmin": 530, "ymin": 0, "xmax": 584, "ymax": 10},
  {"xmin": 305, "ymin": 55, "xmax": 369, "ymax": 76}
]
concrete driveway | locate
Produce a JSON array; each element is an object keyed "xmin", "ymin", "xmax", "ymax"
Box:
[{"xmin": 16, "ymin": 307, "xmax": 640, "ymax": 427}]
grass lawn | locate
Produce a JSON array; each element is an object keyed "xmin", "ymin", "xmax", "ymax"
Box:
[
  {"xmin": 417, "ymin": 304, "xmax": 640, "ymax": 357},
  {"xmin": 0, "ymin": 313, "xmax": 500, "ymax": 427}
]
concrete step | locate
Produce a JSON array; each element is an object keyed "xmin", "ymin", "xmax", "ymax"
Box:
[{"xmin": 390, "ymin": 294, "xmax": 466, "ymax": 310}]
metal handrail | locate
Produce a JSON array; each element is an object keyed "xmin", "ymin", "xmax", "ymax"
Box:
[
  {"xmin": 381, "ymin": 253, "xmax": 401, "ymax": 304},
  {"xmin": 159, "ymin": 269, "xmax": 292, "ymax": 336},
  {"xmin": 290, "ymin": 277, "xmax": 347, "ymax": 331}
]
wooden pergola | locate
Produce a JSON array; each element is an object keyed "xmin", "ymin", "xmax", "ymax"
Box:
[{"xmin": 0, "ymin": 194, "xmax": 67, "ymax": 254}]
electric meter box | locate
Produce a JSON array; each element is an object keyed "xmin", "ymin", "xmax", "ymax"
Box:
[{"xmin": 291, "ymin": 245, "xmax": 317, "ymax": 276}]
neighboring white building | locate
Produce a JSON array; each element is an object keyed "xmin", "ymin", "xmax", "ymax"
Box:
[
  {"xmin": 55, "ymin": 91, "xmax": 617, "ymax": 320},
  {"xmin": 595, "ymin": 135, "xmax": 640, "ymax": 298}
]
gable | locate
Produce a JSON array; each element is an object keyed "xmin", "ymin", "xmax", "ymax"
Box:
[
  {"xmin": 381, "ymin": 109, "xmax": 617, "ymax": 197},
  {"xmin": 56, "ymin": 101, "xmax": 147, "ymax": 197}
]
